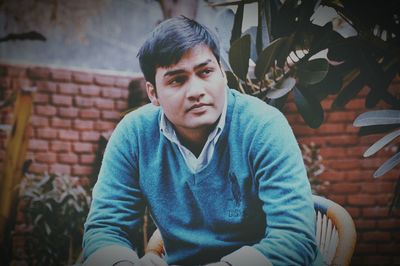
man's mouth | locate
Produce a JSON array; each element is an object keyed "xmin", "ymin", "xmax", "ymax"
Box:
[{"xmin": 187, "ymin": 103, "xmax": 212, "ymax": 113}]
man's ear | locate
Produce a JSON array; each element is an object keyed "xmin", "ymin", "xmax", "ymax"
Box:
[{"xmin": 146, "ymin": 81, "xmax": 160, "ymax": 106}]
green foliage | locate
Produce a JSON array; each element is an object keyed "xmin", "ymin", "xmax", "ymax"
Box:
[
  {"xmin": 300, "ymin": 142, "xmax": 327, "ymax": 194},
  {"xmin": 18, "ymin": 172, "xmax": 91, "ymax": 266},
  {"xmin": 215, "ymin": 0, "xmax": 400, "ymax": 208}
]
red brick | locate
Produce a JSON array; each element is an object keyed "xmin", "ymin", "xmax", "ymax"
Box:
[
  {"xmin": 346, "ymin": 146, "xmax": 366, "ymax": 157},
  {"xmin": 348, "ymin": 195, "xmax": 375, "ymax": 206},
  {"xmin": 362, "ymin": 231, "xmax": 391, "ymax": 242},
  {"xmin": 346, "ymin": 207, "xmax": 361, "ymax": 218},
  {"xmin": 102, "ymin": 110, "xmax": 121, "ymax": 120},
  {"xmin": 33, "ymin": 92, "xmax": 49, "ymax": 104},
  {"xmin": 94, "ymin": 121, "xmax": 115, "ymax": 131},
  {"xmin": 8, "ymin": 66, "xmax": 26, "ymax": 77},
  {"xmin": 324, "ymin": 159, "xmax": 360, "ymax": 170},
  {"xmin": 81, "ymin": 131, "xmax": 100, "ymax": 142},
  {"xmin": 27, "ymin": 67, "xmax": 49, "ymax": 80},
  {"xmin": 36, "ymin": 128, "xmax": 58, "ymax": 139},
  {"xmin": 72, "ymin": 72, "xmax": 93, "ymax": 84},
  {"xmin": 34, "ymin": 152, "xmax": 57, "ymax": 163},
  {"xmin": 375, "ymin": 194, "xmax": 392, "ymax": 206},
  {"xmin": 329, "ymin": 183, "xmax": 360, "ymax": 194},
  {"xmin": 354, "ymin": 219, "xmax": 376, "ymax": 229},
  {"xmin": 80, "ymin": 109, "xmax": 100, "ymax": 119},
  {"xmin": 376, "ymin": 243, "xmax": 400, "ymax": 254},
  {"xmin": 74, "ymin": 96, "xmax": 94, "ymax": 107},
  {"xmin": 59, "ymin": 130, "xmax": 79, "ymax": 141},
  {"xmin": 327, "ymin": 111, "xmax": 356, "ymax": 122},
  {"xmin": 80, "ymin": 85, "xmax": 101, "ymax": 96},
  {"xmin": 36, "ymin": 81, "xmax": 57, "ymax": 93},
  {"xmin": 50, "ymin": 69, "xmax": 71, "ymax": 82},
  {"xmin": 58, "ymin": 107, "xmax": 79, "ymax": 118},
  {"xmin": 115, "ymin": 77, "xmax": 132, "ymax": 88},
  {"xmin": 345, "ymin": 170, "xmax": 374, "ymax": 182},
  {"xmin": 318, "ymin": 171, "xmax": 345, "ymax": 182},
  {"xmin": 80, "ymin": 154, "xmax": 96, "ymax": 165},
  {"xmin": 355, "ymin": 243, "xmax": 377, "ymax": 253},
  {"xmin": 326, "ymin": 135, "xmax": 358, "ymax": 145},
  {"xmin": 73, "ymin": 119, "xmax": 94, "ymax": 130},
  {"xmin": 49, "ymin": 164, "xmax": 71, "ymax": 175},
  {"xmin": 58, "ymin": 83, "xmax": 79, "ymax": 95},
  {"xmin": 29, "ymin": 163, "xmax": 48, "ymax": 173},
  {"xmin": 52, "ymin": 94, "xmax": 72, "ymax": 106},
  {"xmin": 28, "ymin": 139, "xmax": 49, "ymax": 151},
  {"xmin": 72, "ymin": 165, "xmax": 93, "ymax": 176},
  {"xmin": 326, "ymin": 195, "xmax": 346, "ymax": 205},
  {"xmin": 58, "ymin": 153, "xmax": 79, "ymax": 164},
  {"xmin": 102, "ymin": 87, "xmax": 122, "ymax": 99},
  {"xmin": 12, "ymin": 78, "xmax": 31, "ymax": 89},
  {"xmin": 116, "ymin": 100, "xmax": 128, "ymax": 110},
  {"xmin": 50, "ymin": 141, "xmax": 71, "ymax": 152},
  {"xmin": 95, "ymin": 98, "xmax": 114, "ymax": 109},
  {"xmin": 347, "ymin": 98, "xmax": 366, "ymax": 110},
  {"xmin": 344, "ymin": 124, "xmax": 359, "ymax": 134},
  {"xmin": 50, "ymin": 117, "xmax": 71, "ymax": 128},
  {"xmin": 319, "ymin": 147, "xmax": 347, "ymax": 159},
  {"xmin": 30, "ymin": 116, "xmax": 49, "ymax": 127},
  {"xmin": 377, "ymin": 219, "xmax": 400, "ymax": 229},
  {"xmin": 362, "ymin": 182, "xmax": 395, "ymax": 194},
  {"xmin": 72, "ymin": 142, "xmax": 93, "ymax": 153},
  {"xmin": 94, "ymin": 74, "xmax": 115, "ymax": 86},
  {"xmin": 360, "ymin": 158, "xmax": 387, "ymax": 170},
  {"xmin": 317, "ymin": 123, "xmax": 346, "ymax": 135},
  {"xmin": 35, "ymin": 105, "xmax": 57, "ymax": 116},
  {"xmin": 362, "ymin": 207, "xmax": 390, "ymax": 218}
]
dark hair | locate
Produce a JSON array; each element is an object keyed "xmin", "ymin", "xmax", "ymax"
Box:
[{"xmin": 137, "ymin": 16, "xmax": 221, "ymax": 86}]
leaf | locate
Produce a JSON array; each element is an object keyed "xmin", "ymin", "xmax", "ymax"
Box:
[
  {"xmin": 230, "ymin": 1, "xmax": 244, "ymax": 45},
  {"xmin": 267, "ymin": 93, "xmax": 288, "ymax": 111},
  {"xmin": 256, "ymin": 0, "xmax": 270, "ymax": 56},
  {"xmin": 229, "ymin": 34, "xmax": 251, "ymax": 80},
  {"xmin": 225, "ymin": 71, "xmax": 240, "ymax": 91},
  {"xmin": 358, "ymin": 124, "xmax": 400, "ymax": 136},
  {"xmin": 266, "ymin": 77, "xmax": 296, "ymax": 99},
  {"xmin": 332, "ymin": 72, "xmax": 365, "ymax": 108},
  {"xmin": 353, "ymin": 110, "xmax": 400, "ymax": 127},
  {"xmin": 364, "ymin": 129, "xmax": 400, "ymax": 157},
  {"xmin": 254, "ymin": 37, "xmax": 289, "ymax": 80},
  {"xmin": 297, "ymin": 59, "xmax": 329, "ymax": 86},
  {"xmin": 374, "ymin": 152, "xmax": 400, "ymax": 178},
  {"xmin": 294, "ymin": 86, "xmax": 324, "ymax": 128}
]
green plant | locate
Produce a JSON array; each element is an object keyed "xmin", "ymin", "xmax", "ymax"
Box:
[
  {"xmin": 212, "ymin": 0, "xmax": 400, "ymax": 208},
  {"xmin": 18, "ymin": 172, "xmax": 91, "ymax": 266},
  {"xmin": 300, "ymin": 142, "xmax": 327, "ymax": 194}
]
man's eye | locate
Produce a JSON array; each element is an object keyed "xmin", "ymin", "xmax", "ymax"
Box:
[
  {"xmin": 169, "ymin": 76, "xmax": 185, "ymax": 85},
  {"xmin": 200, "ymin": 69, "xmax": 213, "ymax": 76}
]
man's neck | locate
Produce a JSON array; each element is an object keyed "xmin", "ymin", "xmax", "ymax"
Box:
[{"xmin": 174, "ymin": 124, "xmax": 215, "ymax": 158}]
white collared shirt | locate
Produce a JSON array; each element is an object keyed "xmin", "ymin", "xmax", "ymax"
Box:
[{"xmin": 160, "ymin": 88, "xmax": 227, "ymax": 173}]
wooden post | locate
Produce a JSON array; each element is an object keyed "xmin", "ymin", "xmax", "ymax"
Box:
[{"xmin": 0, "ymin": 87, "xmax": 35, "ymax": 243}]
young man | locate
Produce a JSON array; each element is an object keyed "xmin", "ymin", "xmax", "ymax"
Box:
[{"xmin": 83, "ymin": 16, "xmax": 321, "ymax": 266}]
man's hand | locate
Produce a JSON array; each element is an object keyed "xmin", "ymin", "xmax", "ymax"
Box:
[
  {"xmin": 137, "ymin": 253, "xmax": 169, "ymax": 266},
  {"xmin": 204, "ymin": 262, "xmax": 231, "ymax": 266}
]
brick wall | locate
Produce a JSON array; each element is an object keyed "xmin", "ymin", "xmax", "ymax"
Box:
[{"xmin": 1, "ymin": 62, "xmax": 399, "ymax": 265}]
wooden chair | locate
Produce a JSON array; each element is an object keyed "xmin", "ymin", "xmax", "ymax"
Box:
[{"xmin": 146, "ymin": 195, "xmax": 357, "ymax": 266}]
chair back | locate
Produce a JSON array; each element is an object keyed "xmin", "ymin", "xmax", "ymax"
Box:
[{"xmin": 313, "ymin": 195, "xmax": 356, "ymax": 266}]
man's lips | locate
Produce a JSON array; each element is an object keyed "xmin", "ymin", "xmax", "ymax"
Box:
[{"xmin": 187, "ymin": 103, "xmax": 212, "ymax": 112}]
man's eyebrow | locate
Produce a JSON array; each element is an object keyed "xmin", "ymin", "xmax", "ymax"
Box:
[{"xmin": 163, "ymin": 59, "xmax": 213, "ymax": 77}]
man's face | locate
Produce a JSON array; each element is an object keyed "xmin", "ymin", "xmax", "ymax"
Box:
[{"xmin": 146, "ymin": 44, "xmax": 227, "ymax": 137}]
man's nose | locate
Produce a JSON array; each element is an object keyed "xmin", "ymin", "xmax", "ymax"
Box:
[{"xmin": 186, "ymin": 77, "xmax": 205, "ymax": 100}]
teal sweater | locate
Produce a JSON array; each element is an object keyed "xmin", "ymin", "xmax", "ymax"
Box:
[{"xmin": 83, "ymin": 89, "xmax": 319, "ymax": 265}]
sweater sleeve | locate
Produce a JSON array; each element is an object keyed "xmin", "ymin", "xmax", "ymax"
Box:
[
  {"xmin": 229, "ymin": 110, "xmax": 318, "ymax": 265},
  {"xmin": 82, "ymin": 117, "xmax": 145, "ymax": 265}
]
